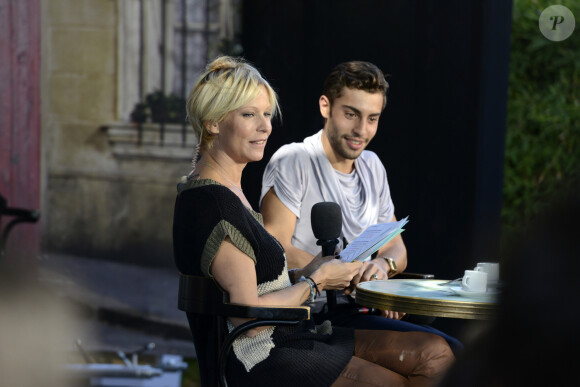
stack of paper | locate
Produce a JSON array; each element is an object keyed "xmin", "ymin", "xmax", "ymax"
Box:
[{"xmin": 339, "ymin": 217, "xmax": 409, "ymax": 263}]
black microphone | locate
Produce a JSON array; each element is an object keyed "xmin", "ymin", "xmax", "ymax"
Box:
[
  {"xmin": 311, "ymin": 202, "xmax": 342, "ymax": 312},
  {"xmin": 311, "ymin": 202, "xmax": 342, "ymax": 257}
]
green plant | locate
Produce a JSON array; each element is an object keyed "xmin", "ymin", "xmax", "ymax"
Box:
[
  {"xmin": 130, "ymin": 102, "xmax": 148, "ymax": 124},
  {"xmin": 502, "ymin": 0, "xmax": 580, "ymax": 246},
  {"xmin": 166, "ymin": 94, "xmax": 188, "ymax": 123},
  {"xmin": 130, "ymin": 91, "xmax": 186, "ymax": 124}
]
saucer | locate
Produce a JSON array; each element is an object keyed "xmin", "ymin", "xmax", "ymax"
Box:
[
  {"xmin": 487, "ymin": 280, "xmax": 504, "ymax": 289},
  {"xmin": 448, "ymin": 286, "xmax": 499, "ymax": 299}
]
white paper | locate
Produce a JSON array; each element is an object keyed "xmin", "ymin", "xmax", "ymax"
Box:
[{"xmin": 339, "ymin": 217, "xmax": 408, "ymax": 262}]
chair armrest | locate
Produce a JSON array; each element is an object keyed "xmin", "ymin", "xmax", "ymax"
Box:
[
  {"xmin": 177, "ymin": 273, "xmax": 310, "ymax": 320},
  {"xmin": 396, "ymin": 272, "xmax": 435, "ymax": 279},
  {"xmin": 178, "ymin": 274, "xmax": 311, "ymax": 387},
  {"xmin": 222, "ymin": 303, "xmax": 310, "ymax": 321},
  {"xmin": 1, "ymin": 195, "xmax": 41, "ymax": 255},
  {"xmin": 0, "ymin": 195, "xmax": 40, "ymax": 222},
  {"xmin": 0, "ymin": 207, "xmax": 40, "ymax": 222}
]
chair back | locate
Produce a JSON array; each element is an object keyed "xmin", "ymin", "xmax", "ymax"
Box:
[{"xmin": 178, "ymin": 274, "xmax": 225, "ymax": 387}]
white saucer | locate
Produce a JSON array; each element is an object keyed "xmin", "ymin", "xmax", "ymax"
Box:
[
  {"xmin": 487, "ymin": 280, "xmax": 504, "ymax": 288},
  {"xmin": 448, "ymin": 286, "xmax": 500, "ymax": 299}
]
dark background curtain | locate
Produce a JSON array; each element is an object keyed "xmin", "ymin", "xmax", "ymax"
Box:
[{"xmin": 241, "ymin": 0, "xmax": 512, "ymax": 280}]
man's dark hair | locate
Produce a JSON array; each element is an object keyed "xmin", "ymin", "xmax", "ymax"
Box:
[{"xmin": 322, "ymin": 61, "xmax": 389, "ymax": 109}]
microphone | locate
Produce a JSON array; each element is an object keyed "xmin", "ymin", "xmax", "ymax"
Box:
[
  {"xmin": 311, "ymin": 202, "xmax": 343, "ymax": 312},
  {"xmin": 311, "ymin": 202, "xmax": 342, "ymax": 257}
]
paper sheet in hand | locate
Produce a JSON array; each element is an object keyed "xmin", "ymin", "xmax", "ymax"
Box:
[{"xmin": 339, "ymin": 217, "xmax": 408, "ymax": 262}]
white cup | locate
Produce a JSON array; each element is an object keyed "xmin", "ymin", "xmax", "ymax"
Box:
[
  {"xmin": 462, "ymin": 270, "xmax": 487, "ymax": 292},
  {"xmin": 475, "ymin": 262, "xmax": 500, "ymax": 283}
]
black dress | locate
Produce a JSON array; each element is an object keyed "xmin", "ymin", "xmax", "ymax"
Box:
[{"xmin": 173, "ymin": 179, "xmax": 353, "ymax": 387}]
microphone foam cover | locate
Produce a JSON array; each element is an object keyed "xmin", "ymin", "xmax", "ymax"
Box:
[{"xmin": 311, "ymin": 202, "xmax": 342, "ymax": 240}]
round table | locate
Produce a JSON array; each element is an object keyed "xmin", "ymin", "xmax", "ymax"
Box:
[{"xmin": 355, "ymin": 279, "xmax": 498, "ymax": 320}]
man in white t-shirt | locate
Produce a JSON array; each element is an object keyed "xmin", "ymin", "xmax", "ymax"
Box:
[
  {"xmin": 260, "ymin": 61, "xmax": 406, "ymax": 291},
  {"xmin": 260, "ymin": 61, "xmax": 463, "ymax": 353}
]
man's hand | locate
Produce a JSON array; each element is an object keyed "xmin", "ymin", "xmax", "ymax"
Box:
[
  {"xmin": 344, "ymin": 260, "xmax": 388, "ymax": 295},
  {"xmin": 344, "ymin": 261, "xmax": 406, "ymax": 320},
  {"xmin": 380, "ymin": 310, "xmax": 406, "ymax": 320},
  {"xmin": 357, "ymin": 260, "xmax": 390, "ymax": 283}
]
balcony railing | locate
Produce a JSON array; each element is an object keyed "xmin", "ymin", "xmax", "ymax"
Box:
[
  {"xmin": 112, "ymin": 0, "xmax": 236, "ymax": 151},
  {"xmin": 102, "ymin": 122, "xmax": 196, "ymax": 161}
]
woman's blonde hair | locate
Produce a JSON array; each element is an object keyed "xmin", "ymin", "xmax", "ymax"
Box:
[{"xmin": 186, "ymin": 56, "xmax": 281, "ymax": 154}]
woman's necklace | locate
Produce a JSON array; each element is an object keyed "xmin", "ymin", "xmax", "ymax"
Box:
[{"xmin": 198, "ymin": 160, "xmax": 244, "ymax": 195}]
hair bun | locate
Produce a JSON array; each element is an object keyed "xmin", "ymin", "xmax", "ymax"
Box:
[{"xmin": 207, "ymin": 56, "xmax": 242, "ymax": 72}]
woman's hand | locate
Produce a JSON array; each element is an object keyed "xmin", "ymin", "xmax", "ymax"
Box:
[
  {"xmin": 311, "ymin": 260, "xmax": 362, "ymax": 290},
  {"xmin": 300, "ymin": 252, "xmax": 335, "ymax": 278}
]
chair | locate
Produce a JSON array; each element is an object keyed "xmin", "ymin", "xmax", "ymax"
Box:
[
  {"xmin": 0, "ymin": 194, "xmax": 40, "ymax": 259},
  {"xmin": 177, "ymin": 274, "xmax": 310, "ymax": 387}
]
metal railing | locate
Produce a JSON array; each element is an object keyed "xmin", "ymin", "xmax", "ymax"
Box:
[{"xmin": 130, "ymin": 0, "xmax": 220, "ymax": 147}]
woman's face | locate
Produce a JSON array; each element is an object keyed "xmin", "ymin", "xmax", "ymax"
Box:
[{"xmin": 213, "ymin": 85, "xmax": 273, "ymax": 164}]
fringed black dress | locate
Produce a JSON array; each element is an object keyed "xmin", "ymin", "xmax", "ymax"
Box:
[{"xmin": 173, "ymin": 179, "xmax": 353, "ymax": 387}]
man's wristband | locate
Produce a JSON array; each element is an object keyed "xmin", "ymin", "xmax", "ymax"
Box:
[{"xmin": 381, "ymin": 257, "xmax": 398, "ymax": 277}]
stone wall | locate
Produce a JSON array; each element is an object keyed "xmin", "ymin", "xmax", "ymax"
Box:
[{"xmin": 41, "ymin": 0, "xmax": 193, "ymax": 267}]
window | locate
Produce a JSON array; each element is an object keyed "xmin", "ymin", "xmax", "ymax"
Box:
[{"xmin": 116, "ymin": 0, "xmax": 241, "ymax": 122}]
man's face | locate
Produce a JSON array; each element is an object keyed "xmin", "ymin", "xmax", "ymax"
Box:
[{"xmin": 320, "ymin": 87, "xmax": 384, "ymax": 162}]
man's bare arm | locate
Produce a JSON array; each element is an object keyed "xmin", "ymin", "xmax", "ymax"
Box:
[{"xmin": 261, "ymin": 188, "xmax": 316, "ymax": 269}]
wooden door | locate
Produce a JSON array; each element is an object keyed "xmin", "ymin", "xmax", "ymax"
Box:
[{"xmin": 0, "ymin": 0, "xmax": 41, "ymax": 265}]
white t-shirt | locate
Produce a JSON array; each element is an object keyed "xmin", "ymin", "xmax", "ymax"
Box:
[{"xmin": 260, "ymin": 130, "xmax": 395, "ymax": 256}]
